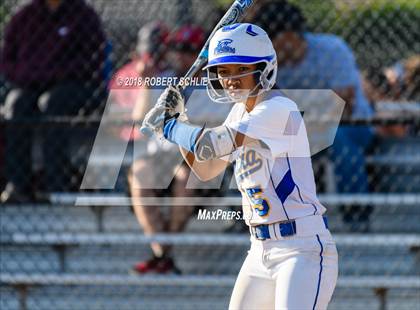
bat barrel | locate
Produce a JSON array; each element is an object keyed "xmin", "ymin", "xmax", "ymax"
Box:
[{"xmin": 177, "ymin": 0, "xmax": 254, "ymax": 91}]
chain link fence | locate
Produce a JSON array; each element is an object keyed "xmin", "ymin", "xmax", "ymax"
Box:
[{"xmin": 0, "ymin": 0, "xmax": 419, "ymax": 309}]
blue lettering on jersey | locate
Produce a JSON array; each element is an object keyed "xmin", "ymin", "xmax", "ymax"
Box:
[
  {"xmin": 246, "ymin": 187, "xmax": 270, "ymax": 217},
  {"xmin": 215, "ymin": 39, "xmax": 236, "ymax": 55},
  {"xmin": 237, "ymin": 149, "xmax": 262, "ymax": 180}
]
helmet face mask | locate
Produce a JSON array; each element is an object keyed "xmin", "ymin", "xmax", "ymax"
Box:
[
  {"xmin": 207, "ymin": 67, "xmax": 265, "ymax": 103},
  {"xmin": 204, "ymin": 23, "xmax": 278, "ymax": 104}
]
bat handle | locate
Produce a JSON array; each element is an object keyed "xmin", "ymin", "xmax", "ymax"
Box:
[{"xmin": 140, "ymin": 125, "xmax": 154, "ymax": 137}]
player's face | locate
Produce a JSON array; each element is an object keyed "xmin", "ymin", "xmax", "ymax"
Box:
[{"xmin": 217, "ymin": 63, "xmax": 258, "ymax": 101}]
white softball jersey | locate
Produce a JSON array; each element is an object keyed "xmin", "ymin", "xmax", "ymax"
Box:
[
  {"xmin": 223, "ymin": 90, "xmax": 326, "ymax": 226},
  {"xmin": 224, "ymin": 91, "xmax": 338, "ymax": 310}
]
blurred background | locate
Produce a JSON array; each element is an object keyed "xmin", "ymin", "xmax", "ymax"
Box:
[{"xmin": 0, "ymin": 0, "xmax": 419, "ymax": 309}]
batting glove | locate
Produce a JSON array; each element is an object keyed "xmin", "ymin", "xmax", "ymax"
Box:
[{"xmin": 142, "ymin": 85, "xmax": 187, "ymax": 137}]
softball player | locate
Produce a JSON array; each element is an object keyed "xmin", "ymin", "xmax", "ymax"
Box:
[{"xmin": 143, "ymin": 23, "xmax": 338, "ymax": 310}]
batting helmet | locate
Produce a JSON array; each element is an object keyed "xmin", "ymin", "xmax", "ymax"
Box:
[{"xmin": 203, "ymin": 23, "xmax": 278, "ymax": 104}]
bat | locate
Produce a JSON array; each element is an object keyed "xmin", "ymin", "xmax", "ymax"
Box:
[
  {"xmin": 180, "ymin": 0, "xmax": 254, "ymax": 91},
  {"xmin": 141, "ymin": 0, "xmax": 254, "ymax": 136}
]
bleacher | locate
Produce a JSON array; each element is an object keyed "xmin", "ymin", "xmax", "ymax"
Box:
[{"xmin": 1, "ymin": 194, "xmax": 419, "ymax": 310}]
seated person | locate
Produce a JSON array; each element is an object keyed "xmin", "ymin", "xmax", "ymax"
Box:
[
  {"xmin": 112, "ymin": 24, "xmax": 213, "ymax": 274},
  {"xmin": 0, "ymin": 0, "xmax": 106, "ymax": 202}
]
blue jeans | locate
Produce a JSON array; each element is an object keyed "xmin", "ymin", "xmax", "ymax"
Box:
[
  {"xmin": 330, "ymin": 125, "xmax": 373, "ymax": 193},
  {"xmin": 330, "ymin": 125, "xmax": 374, "ymax": 227}
]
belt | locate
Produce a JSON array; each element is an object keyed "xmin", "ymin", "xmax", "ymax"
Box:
[{"xmin": 250, "ymin": 215, "xmax": 329, "ymax": 241}]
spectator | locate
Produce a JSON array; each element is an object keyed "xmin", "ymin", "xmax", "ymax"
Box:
[
  {"xmin": 108, "ymin": 22, "xmax": 169, "ymax": 142},
  {"xmin": 403, "ymin": 55, "xmax": 420, "ymax": 135},
  {"xmin": 363, "ymin": 55, "xmax": 420, "ymax": 138},
  {"xmin": 365, "ymin": 55, "xmax": 419, "ymax": 104},
  {"xmin": 363, "ymin": 67, "xmax": 408, "ymax": 137},
  {"xmin": 0, "ymin": 0, "xmax": 106, "ymax": 202},
  {"xmin": 253, "ymin": 1, "xmax": 374, "ymax": 231},
  {"xmin": 363, "ymin": 68, "xmax": 393, "ymax": 103},
  {"xmin": 120, "ymin": 24, "xmax": 207, "ymax": 274},
  {"xmin": 385, "ymin": 55, "xmax": 420, "ymax": 102},
  {"xmin": 0, "ymin": 74, "xmax": 8, "ymax": 189}
]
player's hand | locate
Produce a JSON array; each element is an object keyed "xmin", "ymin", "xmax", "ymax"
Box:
[
  {"xmin": 158, "ymin": 85, "xmax": 185, "ymax": 110},
  {"xmin": 141, "ymin": 85, "xmax": 186, "ymax": 137}
]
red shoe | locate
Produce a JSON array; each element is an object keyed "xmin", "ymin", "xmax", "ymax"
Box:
[
  {"xmin": 155, "ymin": 257, "xmax": 181, "ymax": 274},
  {"xmin": 132, "ymin": 256, "xmax": 181, "ymax": 274}
]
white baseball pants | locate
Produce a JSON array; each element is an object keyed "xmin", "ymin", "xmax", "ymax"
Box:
[{"xmin": 229, "ymin": 218, "xmax": 338, "ymax": 310}]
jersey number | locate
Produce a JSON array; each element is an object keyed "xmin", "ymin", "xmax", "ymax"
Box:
[{"xmin": 246, "ymin": 187, "xmax": 270, "ymax": 217}]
